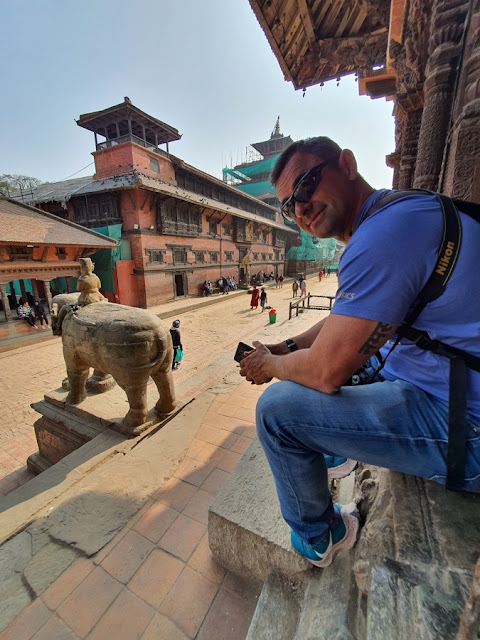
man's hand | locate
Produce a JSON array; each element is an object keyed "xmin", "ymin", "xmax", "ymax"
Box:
[{"xmin": 239, "ymin": 341, "xmax": 274, "ymax": 385}]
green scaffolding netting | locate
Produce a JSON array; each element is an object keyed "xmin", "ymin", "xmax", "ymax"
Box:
[
  {"xmin": 222, "ymin": 153, "xmax": 280, "ymax": 181},
  {"xmin": 89, "ymin": 224, "xmax": 130, "ymax": 293},
  {"xmin": 286, "ymin": 233, "xmax": 336, "ymax": 262},
  {"xmin": 235, "ymin": 181, "xmax": 273, "ymax": 197}
]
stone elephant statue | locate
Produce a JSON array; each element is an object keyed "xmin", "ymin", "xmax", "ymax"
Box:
[
  {"xmin": 57, "ymin": 302, "xmax": 176, "ymax": 434},
  {"xmin": 51, "ymin": 292, "xmax": 81, "ymax": 313}
]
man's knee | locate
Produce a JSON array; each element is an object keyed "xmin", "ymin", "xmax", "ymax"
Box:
[{"xmin": 256, "ymin": 382, "xmax": 296, "ymax": 438}]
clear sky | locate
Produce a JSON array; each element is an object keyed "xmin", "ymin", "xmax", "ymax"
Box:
[{"xmin": 0, "ymin": 0, "xmax": 394, "ymax": 189}]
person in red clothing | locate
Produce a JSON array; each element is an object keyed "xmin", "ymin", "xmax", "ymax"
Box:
[
  {"xmin": 318, "ymin": 269, "xmax": 323, "ymax": 281},
  {"xmin": 250, "ymin": 285, "xmax": 260, "ymax": 309}
]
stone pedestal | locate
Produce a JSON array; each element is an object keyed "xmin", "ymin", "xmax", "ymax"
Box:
[{"xmin": 28, "ymin": 384, "xmax": 177, "ymax": 474}]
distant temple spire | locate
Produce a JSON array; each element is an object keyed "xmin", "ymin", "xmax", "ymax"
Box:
[{"xmin": 271, "ymin": 116, "xmax": 281, "ymax": 139}]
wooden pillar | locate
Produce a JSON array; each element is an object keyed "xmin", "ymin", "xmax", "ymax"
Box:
[
  {"xmin": 413, "ymin": 0, "xmax": 471, "ymax": 190},
  {"xmin": 31, "ymin": 279, "xmax": 39, "ymax": 302},
  {"xmin": 94, "ymin": 131, "xmax": 98, "ymax": 148},
  {"xmin": 19, "ymin": 280, "xmax": 27, "ymax": 302},
  {"xmin": 42, "ymin": 280, "xmax": 52, "ymax": 312},
  {"xmin": 115, "ymin": 122, "xmax": 120, "ymax": 139},
  {"xmin": 65, "ymin": 276, "xmax": 71, "ymax": 293},
  {"xmin": 0, "ymin": 283, "xmax": 12, "ymax": 322},
  {"xmin": 9, "ymin": 281, "xmax": 17, "ymax": 308}
]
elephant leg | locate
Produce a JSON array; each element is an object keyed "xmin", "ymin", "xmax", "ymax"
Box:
[
  {"xmin": 151, "ymin": 367, "xmax": 177, "ymax": 416},
  {"xmin": 117, "ymin": 380, "xmax": 149, "ymax": 431},
  {"xmin": 66, "ymin": 368, "xmax": 89, "ymax": 405},
  {"xmin": 86, "ymin": 369, "xmax": 116, "ymax": 394}
]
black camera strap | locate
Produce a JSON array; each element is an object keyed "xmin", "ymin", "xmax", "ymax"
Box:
[{"xmin": 363, "ymin": 189, "xmax": 480, "ymax": 491}]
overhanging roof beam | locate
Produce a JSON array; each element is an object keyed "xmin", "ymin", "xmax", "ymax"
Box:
[
  {"xmin": 246, "ymin": 1, "xmax": 293, "ymax": 82},
  {"xmin": 321, "ymin": 1, "xmax": 344, "ymax": 35}
]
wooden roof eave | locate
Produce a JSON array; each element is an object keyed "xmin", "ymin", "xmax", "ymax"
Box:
[
  {"xmin": 291, "ymin": 31, "xmax": 389, "ymax": 89},
  {"xmin": 249, "ymin": 1, "xmax": 390, "ymax": 89},
  {"xmin": 0, "ymin": 198, "xmax": 120, "ymax": 249},
  {"xmin": 0, "ymin": 240, "xmax": 114, "ymax": 248},
  {"xmin": 136, "ymin": 176, "xmax": 298, "ymax": 235},
  {"xmin": 249, "ymin": 0, "xmax": 294, "ymax": 82},
  {"xmin": 77, "ymin": 103, "xmax": 181, "ymax": 142}
]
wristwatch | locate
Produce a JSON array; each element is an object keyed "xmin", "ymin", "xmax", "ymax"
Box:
[{"xmin": 285, "ymin": 338, "xmax": 298, "ymax": 352}]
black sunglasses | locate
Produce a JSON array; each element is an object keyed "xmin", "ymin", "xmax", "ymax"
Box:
[{"xmin": 281, "ymin": 162, "xmax": 328, "ymax": 221}]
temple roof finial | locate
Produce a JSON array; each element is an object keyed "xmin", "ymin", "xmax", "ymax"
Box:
[{"xmin": 270, "ymin": 116, "xmax": 281, "ymax": 139}]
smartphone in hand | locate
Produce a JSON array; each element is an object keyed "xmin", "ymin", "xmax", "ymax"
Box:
[{"xmin": 234, "ymin": 342, "xmax": 254, "ymax": 363}]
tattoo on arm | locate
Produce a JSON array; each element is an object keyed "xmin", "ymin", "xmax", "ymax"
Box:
[{"xmin": 358, "ymin": 322, "xmax": 394, "ymax": 355}]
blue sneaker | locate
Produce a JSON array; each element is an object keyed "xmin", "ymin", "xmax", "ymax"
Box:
[
  {"xmin": 290, "ymin": 503, "xmax": 360, "ymax": 568},
  {"xmin": 324, "ymin": 455, "xmax": 358, "ymax": 480}
]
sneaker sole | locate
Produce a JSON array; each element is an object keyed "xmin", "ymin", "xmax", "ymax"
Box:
[
  {"xmin": 307, "ymin": 503, "xmax": 360, "ymax": 569},
  {"xmin": 327, "ymin": 458, "xmax": 358, "ymax": 480}
]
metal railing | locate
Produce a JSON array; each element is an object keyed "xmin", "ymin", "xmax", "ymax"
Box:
[{"xmin": 288, "ymin": 293, "xmax": 335, "ymax": 320}]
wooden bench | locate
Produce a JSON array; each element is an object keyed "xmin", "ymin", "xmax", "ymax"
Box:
[{"xmin": 289, "ymin": 294, "xmax": 335, "ymax": 320}]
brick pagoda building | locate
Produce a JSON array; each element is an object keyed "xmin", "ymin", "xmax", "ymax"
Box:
[{"xmin": 23, "ymin": 98, "xmax": 297, "ymax": 307}]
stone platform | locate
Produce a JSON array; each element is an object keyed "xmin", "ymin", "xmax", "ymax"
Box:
[
  {"xmin": 0, "ymin": 390, "xmax": 217, "ymax": 632},
  {"xmin": 28, "ymin": 385, "xmax": 184, "ymax": 474}
]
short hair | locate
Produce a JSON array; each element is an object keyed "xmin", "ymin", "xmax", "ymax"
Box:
[{"xmin": 270, "ymin": 137, "xmax": 342, "ymax": 186}]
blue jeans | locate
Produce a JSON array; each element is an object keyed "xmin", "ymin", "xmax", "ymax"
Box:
[{"xmin": 256, "ymin": 379, "xmax": 480, "ymax": 545}]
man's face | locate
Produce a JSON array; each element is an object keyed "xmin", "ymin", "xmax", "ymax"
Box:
[{"xmin": 275, "ymin": 152, "xmax": 356, "ymax": 239}]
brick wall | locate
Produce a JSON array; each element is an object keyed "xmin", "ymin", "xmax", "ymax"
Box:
[
  {"xmin": 93, "ymin": 142, "xmax": 176, "ymax": 182},
  {"xmin": 129, "ymin": 210, "xmax": 285, "ymax": 306}
]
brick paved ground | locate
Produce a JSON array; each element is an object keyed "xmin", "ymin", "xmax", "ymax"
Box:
[
  {"xmin": 0, "ymin": 276, "xmax": 338, "ymax": 639},
  {"xmin": 0, "ymin": 380, "xmax": 268, "ymax": 640}
]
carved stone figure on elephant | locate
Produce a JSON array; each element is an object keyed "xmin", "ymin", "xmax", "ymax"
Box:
[{"xmin": 55, "ymin": 302, "xmax": 177, "ymax": 434}]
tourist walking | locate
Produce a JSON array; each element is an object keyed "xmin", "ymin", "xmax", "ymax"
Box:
[
  {"xmin": 275, "ymin": 274, "xmax": 280, "ymax": 288},
  {"xmin": 260, "ymin": 287, "xmax": 267, "ymax": 312},
  {"xmin": 279, "ymin": 274, "xmax": 284, "ymax": 288},
  {"xmin": 250, "ymin": 285, "xmax": 260, "ymax": 310},
  {"xmin": 169, "ymin": 319, "xmax": 183, "ymax": 370},
  {"xmin": 222, "ymin": 276, "xmax": 230, "ymax": 294},
  {"xmin": 299, "ymin": 279, "xmax": 307, "ymax": 297},
  {"xmin": 292, "ymin": 280, "xmax": 299, "ymax": 297},
  {"xmin": 318, "ymin": 269, "xmax": 323, "ymax": 281}
]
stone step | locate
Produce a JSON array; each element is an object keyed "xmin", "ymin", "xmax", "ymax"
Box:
[
  {"xmin": 293, "ymin": 553, "xmax": 357, "ymax": 640},
  {"xmin": 245, "ymin": 571, "xmax": 307, "ymax": 640},
  {"xmin": 207, "ymin": 436, "xmax": 360, "ymax": 639},
  {"xmin": 208, "ymin": 438, "xmax": 357, "ymax": 583},
  {"xmin": 208, "ymin": 438, "xmax": 311, "ymax": 582}
]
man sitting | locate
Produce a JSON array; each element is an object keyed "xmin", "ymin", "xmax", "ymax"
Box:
[
  {"xmin": 239, "ymin": 136, "xmax": 480, "ymax": 568},
  {"xmin": 18, "ymin": 301, "xmax": 37, "ymax": 329}
]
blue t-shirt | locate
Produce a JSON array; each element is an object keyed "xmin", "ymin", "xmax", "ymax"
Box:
[{"xmin": 332, "ymin": 190, "xmax": 480, "ymax": 420}]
